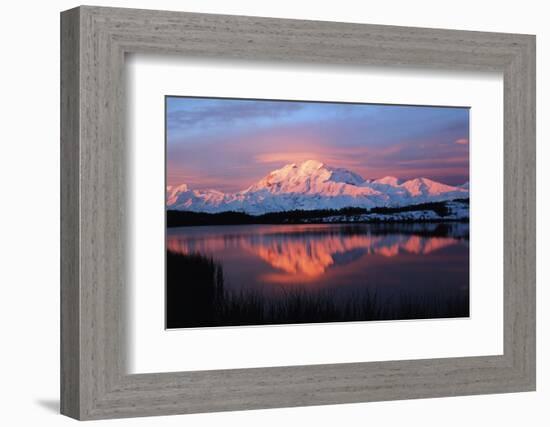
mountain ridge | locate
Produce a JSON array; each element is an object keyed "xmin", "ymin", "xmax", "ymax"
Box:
[{"xmin": 167, "ymin": 160, "xmax": 469, "ymax": 215}]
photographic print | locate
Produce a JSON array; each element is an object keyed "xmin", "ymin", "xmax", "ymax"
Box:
[{"xmin": 165, "ymin": 96, "xmax": 470, "ymax": 329}]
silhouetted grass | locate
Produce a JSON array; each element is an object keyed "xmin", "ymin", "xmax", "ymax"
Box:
[
  {"xmin": 166, "ymin": 251, "xmax": 225, "ymax": 328},
  {"xmin": 166, "ymin": 251, "xmax": 469, "ymax": 329}
]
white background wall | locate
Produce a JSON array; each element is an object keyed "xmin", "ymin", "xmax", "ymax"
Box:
[{"xmin": 0, "ymin": 0, "xmax": 546, "ymax": 425}]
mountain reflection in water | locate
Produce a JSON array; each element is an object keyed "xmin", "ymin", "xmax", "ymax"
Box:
[{"xmin": 167, "ymin": 223, "xmax": 468, "ymax": 287}]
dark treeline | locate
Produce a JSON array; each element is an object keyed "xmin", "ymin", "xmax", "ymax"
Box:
[
  {"xmin": 167, "ymin": 198, "xmax": 469, "ymax": 228},
  {"xmin": 166, "ymin": 251, "xmax": 469, "ymax": 329}
]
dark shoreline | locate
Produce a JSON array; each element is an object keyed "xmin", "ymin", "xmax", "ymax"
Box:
[{"xmin": 167, "ymin": 198, "xmax": 469, "ymax": 228}]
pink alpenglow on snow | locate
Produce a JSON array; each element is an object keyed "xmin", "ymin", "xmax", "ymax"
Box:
[{"xmin": 167, "ymin": 159, "xmax": 468, "ymax": 215}]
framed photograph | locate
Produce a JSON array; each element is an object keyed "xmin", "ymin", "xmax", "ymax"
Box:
[
  {"xmin": 165, "ymin": 97, "xmax": 471, "ymax": 329},
  {"xmin": 61, "ymin": 6, "xmax": 536, "ymax": 420}
]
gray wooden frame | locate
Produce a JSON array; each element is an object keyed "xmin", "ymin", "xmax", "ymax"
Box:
[{"xmin": 60, "ymin": 5, "xmax": 536, "ymax": 420}]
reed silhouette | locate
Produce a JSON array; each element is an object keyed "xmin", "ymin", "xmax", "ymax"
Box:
[{"xmin": 166, "ymin": 250, "xmax": 469, "ymax": 329}]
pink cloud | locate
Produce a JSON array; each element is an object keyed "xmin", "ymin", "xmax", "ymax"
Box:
[
  {"xmin": 255, "ymin": 152, "xmax": 323, "ymax": 164},
  {"xmin": 168, "ymin": 123, "xmax": 469, "ymax": 191}
]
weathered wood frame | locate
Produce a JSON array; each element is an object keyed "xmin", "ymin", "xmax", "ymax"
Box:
[{"xmin": 60, "ymin": 5, "xmax": 536, "ymax": 420}]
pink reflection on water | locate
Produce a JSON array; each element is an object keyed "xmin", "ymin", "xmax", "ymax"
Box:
[{"xmin": 166, "ymin": 225, "xmax": 463, "ymax": 285}]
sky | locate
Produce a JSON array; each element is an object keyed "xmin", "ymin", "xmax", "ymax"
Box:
[{"xmin": 166, "ymin": 96, "xmax": 469, "ymax": 192}]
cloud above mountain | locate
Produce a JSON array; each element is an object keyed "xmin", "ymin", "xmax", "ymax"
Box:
[
  {"xmin": 167, "ymin": 98, "xmax": 304, "ymax": 131},
  {"xmin": 167, "ymin": 97, "xmax": 469, "ymax": 192}
]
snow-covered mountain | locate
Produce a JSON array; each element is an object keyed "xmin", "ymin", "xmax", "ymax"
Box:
[{"xmin": 167, "ymin": 160, "xmax": 469, "ymax": 215}]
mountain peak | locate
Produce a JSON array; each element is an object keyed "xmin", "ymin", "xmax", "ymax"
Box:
[
  {"xmin": 400, "ymin": 177, "xmax": 459, "ymax": 196},
  {"xmin": 245, "ymin": 159, "xmax": 367, "ymax": 194},
  {"xmin": 373, "ymin": 176, "xmax": 401, "ymax": 186},
  {"xmin": 298, "ymin": 159, "xmax": 324, "ymax": 171}
]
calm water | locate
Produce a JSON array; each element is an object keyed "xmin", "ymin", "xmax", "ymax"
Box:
[{"xmin": 166, "ymin": 223, "xmax": 469, "ymax": 327}]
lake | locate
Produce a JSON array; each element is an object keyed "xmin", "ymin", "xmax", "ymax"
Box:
[{"xmin": 166, "ymin": 223, "xmax": 469, "ymax": 328}]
